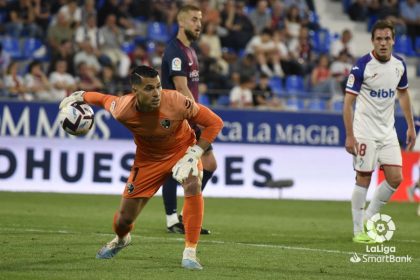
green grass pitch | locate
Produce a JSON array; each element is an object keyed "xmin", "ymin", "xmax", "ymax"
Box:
[{"xmin": 0, "ymin": 192, "xmax": 419, "ymax": 280}]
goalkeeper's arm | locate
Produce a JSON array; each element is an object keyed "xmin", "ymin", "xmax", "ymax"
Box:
[
  {"xmin": 190, "ymin": 104, "xmax": 224, "ymax": 150},
  {"xmin": 172, "ymin": 105, "xmax": 223, "ymax": 184},
  {"xmin": 59, "ymin": 91, "xmax": 117, "ymax": 112}
]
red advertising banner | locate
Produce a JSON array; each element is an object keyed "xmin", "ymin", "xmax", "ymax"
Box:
[{"xmin": 377, "ymin": 151, "xmax": 420, "ymax": 202}]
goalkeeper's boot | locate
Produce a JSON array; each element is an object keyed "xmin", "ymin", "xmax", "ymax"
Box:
[
  {"xmin": 167, "ymin": 222, "xmax": 185, "ymax": 234},
  {"xmin": 179, "ymin": 215, "xmax": 211, "ymax": 235},
  {"xmin": 181, "ymin": 248, "xmax": 203, "ymax": 270},
  {"xmin": 352, "ymin": 232, "xmax": 376, "ymax": 244},
  {"xmin": 96, "ymin": 233, "xmax": 131, "ymax": 259}
]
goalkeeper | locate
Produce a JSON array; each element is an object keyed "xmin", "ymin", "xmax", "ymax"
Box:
[{"xmin": 59, "ymin": 65, "xmax": 223, "ymax": 270}]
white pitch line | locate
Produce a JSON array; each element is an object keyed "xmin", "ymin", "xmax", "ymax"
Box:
[{"xmin": 0, "ymin": 227, "xmax": 381, "ymax": 256}]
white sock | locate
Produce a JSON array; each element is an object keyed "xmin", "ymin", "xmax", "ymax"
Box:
[
  {"xmin": 183, "ymin": 247, "xmax": 196, "ymax": 260},
  {"xmin": 365, "ymin": 180, "xmax": 396, "ymax": 221},
  {"xmin": 351, "ymin": 184, "xmax": 368, "ymax": 235},
  {"xmin": 166, "ymin": 213, "xmax": 179, "ymax": 227}
]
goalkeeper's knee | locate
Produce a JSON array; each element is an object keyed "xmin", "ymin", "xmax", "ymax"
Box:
[{"xmin": 182, "ymin": 175, "xmax": 201, "ymax": 196}]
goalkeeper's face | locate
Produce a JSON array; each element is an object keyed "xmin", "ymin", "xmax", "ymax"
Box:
[{"xmin": 133, "ymin": 76, "xmax": 162, "ymax": 110}]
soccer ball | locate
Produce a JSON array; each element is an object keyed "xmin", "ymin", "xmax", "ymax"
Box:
[{"xmin": 59, "ymin": 102, "xmax": 94, "ymax": 136}]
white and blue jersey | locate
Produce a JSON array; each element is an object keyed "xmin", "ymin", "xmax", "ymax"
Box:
[{"xmin": 346, "ymin": 52, "xmax": 408, "ymax": 141}]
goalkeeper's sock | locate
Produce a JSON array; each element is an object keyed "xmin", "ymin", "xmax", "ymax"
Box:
[
  {"xmin": 201, "ymin": 169, "xmax": 214, "ymax": 191},
  {"xmin": 113, "ymin": 211, "xmax": 133, "ymax": 239},
  {"xmin": 365, "ymin": 180, "xmax": 395, "ymax": 221},
  {"xmin": 351, "ymin": 185, "xmax": 368, "ymax": 235},
  {"xmin": 162, "ymin": 177, "xmax": 179, "ymax": 220},
  {"xmin": 184, "ymin": 193, "xmax": 203, "ymax": 248}
]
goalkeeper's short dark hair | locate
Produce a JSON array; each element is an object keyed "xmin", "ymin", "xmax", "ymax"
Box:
[{"xmin": 130, "ymin": 65, "xmax": 159, "ymax": 86}]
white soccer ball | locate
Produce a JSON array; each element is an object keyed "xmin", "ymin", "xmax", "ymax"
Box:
[{"xmin": 59, "ymin": 102, "xmax": 94, "ymax": 136}]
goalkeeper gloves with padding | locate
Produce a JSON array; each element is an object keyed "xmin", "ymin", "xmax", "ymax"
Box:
[
  {"xmin": 59, "ymin": 90, "xmax": 86, "ymax": 110},
  {"xmin": 172, "ymin": 145, "xmax": 204, "ymax": 184}
]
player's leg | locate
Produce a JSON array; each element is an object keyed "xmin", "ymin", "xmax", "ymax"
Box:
[
  {"xmin": 181, "ymin": 173, "xmax": 204, "ymax": 270},
  {"xmin": 201, "ymin": 149, "xmax": 217, "ymax": 191},
  {"xmin": 351, "ymin": 139, "xmax": 377, "ymax": 243},
  {"xmin": 96, "ymin": 197, "xmax": 149, "ymax": 259},
  {"xmin": 352, "ymin": 171, "xmax": 375, "ymax": 243},
  {"xmin": 407, "ymin": 163, "xmax": 420, "ymax": 202},
  {"xmin": 178, "ymin": 148, "xmax": 216, "ymax": 235},
  {"xmin": 365, "ymin": 165, "xmax": 402, "ymax": 221},
  {"xmin": 365, "ymin": 140, "xmax": 403, "ymax": 221},
  {"xmin": 162, "ymin": 177, "xmax": 184, "ymax": 233},
  {"xmin": 406, "ymin": 178, "xmax": 418, "ymax": 202},
  {"xmin": 97, "ymin": 161, "xmax": 162, "ymax": 259}
]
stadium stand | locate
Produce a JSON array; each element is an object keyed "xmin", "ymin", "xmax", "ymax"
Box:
[{"xmin": 0, "ymin": 0, "xmax": 418, "ymax": 114}]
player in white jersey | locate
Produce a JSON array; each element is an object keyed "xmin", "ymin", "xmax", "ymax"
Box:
[{"xmin": 343, "ymin": 20, "xmax": 416, "ymax": 243}]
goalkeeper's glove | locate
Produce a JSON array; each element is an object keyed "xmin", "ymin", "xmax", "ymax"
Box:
[
  {"xmin": 59, "ymin": 90, "xmax": 86, "ymax": 110},
  {"xmin": 172, "ymin": 145, "xmax": 204, "ymax": 184}
]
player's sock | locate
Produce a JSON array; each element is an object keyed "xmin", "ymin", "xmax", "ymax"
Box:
[
  {"xmin": 201, "ymin": 169, "xmax": 214, "ymax": 191},
  {"xmin": 183, "ymin": 193, "xmax": 204, "ymax": 248},
  {"xmin": 365, "ymin": 180, "xmax": 395, "ymax": 221},
  {"xmin": 351, "ymin": 185, "xmax": 368, "ymax": 235},
  {"xmin": 162, "ymin": 177, "xmax": 179, "ymax": 225},
  {"xmin": 166, "ymin": 213, "xmax": 180, "ymax": 228},
  {"xmin": 113, "ymin": 211, "xmax": 133, "ymax": 239}
]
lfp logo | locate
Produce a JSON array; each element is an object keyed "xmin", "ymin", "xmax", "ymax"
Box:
[{"xmin": 366, "ymin": 213, "xmax": 396, "ymax": 243}]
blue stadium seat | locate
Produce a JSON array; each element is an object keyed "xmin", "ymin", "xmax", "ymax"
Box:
[
  {"xmin": 199, "ymin": 94, "xmax": 211, "ymax": 106},
  {"xmin": 367, "ymin": 15, "xmax": 378, "ymax": 32},
  {"xmin": 307, "ymin": 99, "xmax": 327, "ymax": 111},
  {"xmin": 22, "ymin": 38, "xmax": 43, "ymax": 59},
  {"xmin": 121, "ymin": 41, "xmax": 135, "ymax": 54},
  {"xmin": 406, "ymin": 37, "xmax": 417, "ymax": 57},
  {"xmin": 394, "ymin": 35, "xmax": 410, "ymax": 55},
  {"xmin": 216, "ymin": 95, "xmax": 230, "ymax": 106},
  {"xmin": 342, "ymin": 0, "xmax": 352, "ymax": 12},
  {"xmin": 268, "ymin": 76, "xmax": 285, "ymax": 97},
  {"xmin": 2, "ymin": 37, "xmax": 22, "ymax": 59},
  {"xmin": 311, "ymin": 28, "xmax": 331, "ymax": 54},
  {"xmin": 332, "ymin": 100, "xmax": 344, "ymax": 112},
  {"xmin": 147, "ymin": 22, "xmax": 170, "ymax": 42},
  {"xmin": 286, "ymin": 97, "xmax": 305, "ymax": 111},
  {"xmin": 308, "ymin": 11, "xmax": 319, "ymax": 25},
  {"xmin": 285, "ymin": 75, "xmax": 305, "ymax": 96}
]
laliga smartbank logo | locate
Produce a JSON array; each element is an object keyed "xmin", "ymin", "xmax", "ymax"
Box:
[
  {"xmin": 366, "ymin": 213, "xmax": 395, "ymax": 242},
  {"xmin": 350, "ymin": 214, "xmax": 413, "ymax": 263}
]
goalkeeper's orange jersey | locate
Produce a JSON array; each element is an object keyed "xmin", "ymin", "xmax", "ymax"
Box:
[{"xmin": 84, "ymin": 90, "xmax": 223, "ymax": 162}]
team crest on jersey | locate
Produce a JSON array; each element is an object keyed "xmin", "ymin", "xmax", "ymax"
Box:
[
  {"xmin": 395, "ymin": 67, "xmax": 400, "ymax": 78},
  {"xmin": 172, "ymin": 57, "xmax": 182, "ymax": 71},
  {"xmin": 126, "ymin": 183, "xmax": 134, "ymax": 194},
  {"xmin": 347, "ymin": 74, "xmax": 355, "ymax": 87},
  {"xmin": 160, "ymin": 119, "xmax": 171, "ymax": 129}
]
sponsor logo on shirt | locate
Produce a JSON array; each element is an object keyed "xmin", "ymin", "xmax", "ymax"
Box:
[
  {"xmin": 172, "ymin": 57, "xmax": 182, "ymax": 71},
  {"xmin": 370, "ymin": 89, "xmax": 395, "ymax": 98},
  {"xmin": 189, "ymin": 70, "xmax": 199, "ymax": 78}
]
